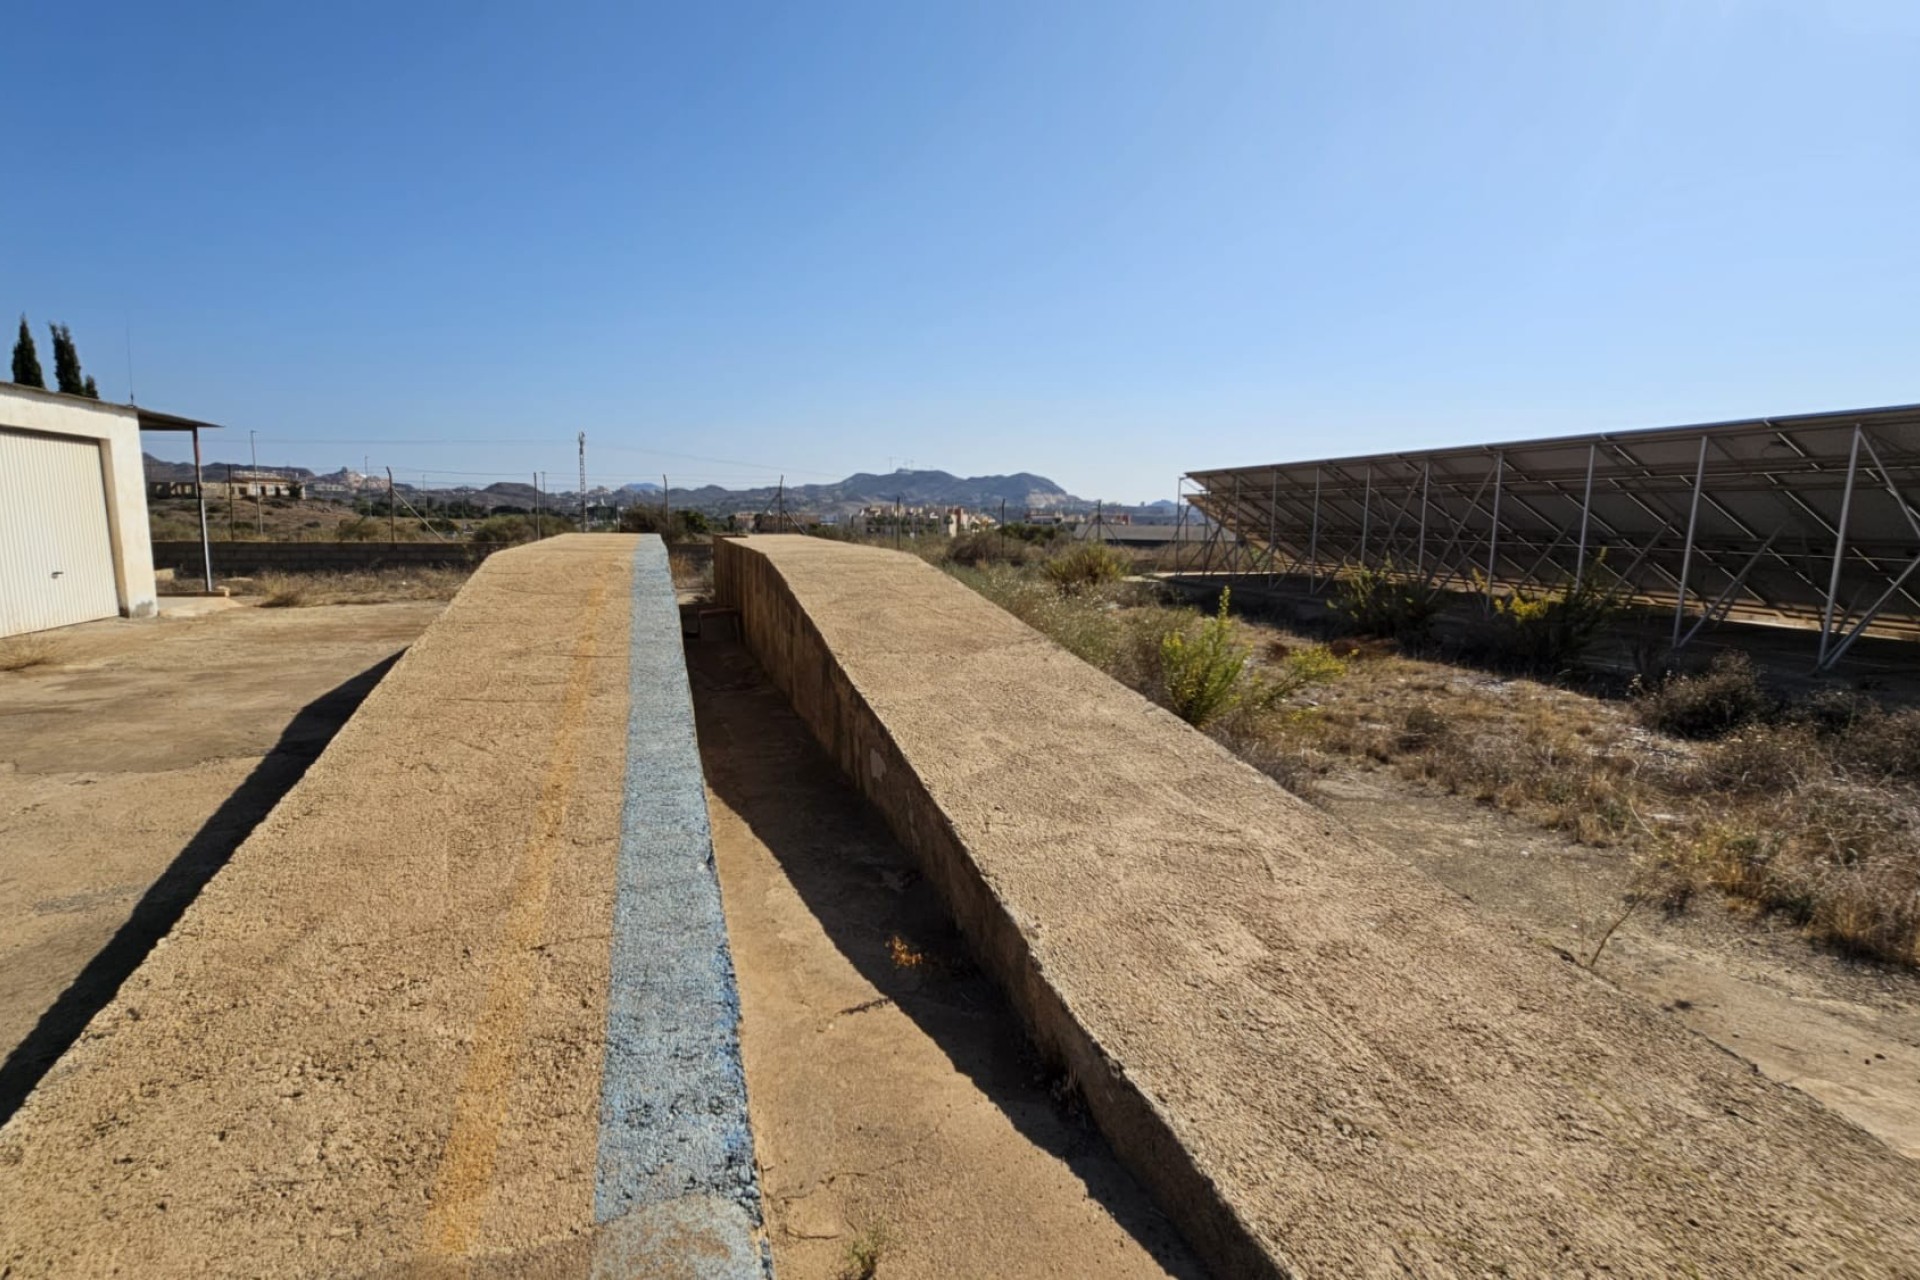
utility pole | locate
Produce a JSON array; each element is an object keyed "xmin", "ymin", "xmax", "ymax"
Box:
[
  {"xmin": 999, "ymin": 499, "xmax": 1006, "ymax": 559},
  {"xmin": 227, "ymin": 463, "xmax": 236, "ymax": 539},
  {"xmin": 578, "ymin": 432, "xmax": 588, "ymax": 531},
  {"xmin": 386, "ymin": 467, "xmax": 397, "ymax": 543},
  {"xmin": 250, "ymin": 429, "xmax": 264, "ymax": 537},
  {"xmin": 534, "ymin": 472, "xmax": 543, "ymax": 539}
]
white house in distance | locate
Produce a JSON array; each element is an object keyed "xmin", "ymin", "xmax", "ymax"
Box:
[{"xmin": 0, "ymin": 382, "xmax": 218, "ymax": 638}]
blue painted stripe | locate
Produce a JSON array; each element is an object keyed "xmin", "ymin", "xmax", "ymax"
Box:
[{"xmin": 594, "ymin": 536, "xmax": 766, "ymax": 1276}]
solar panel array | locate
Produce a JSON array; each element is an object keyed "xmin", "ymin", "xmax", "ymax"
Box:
[{"xmin": 1184, "ymin": 403, "xmax": 1920, "ymax": 668}]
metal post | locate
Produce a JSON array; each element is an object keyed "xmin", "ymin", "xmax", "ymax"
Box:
[
  {"xmin": 1417, "ymin": 463, "xmax": 1430, "ymax": 576},
  {"xmin": 1574, "ymin": 442, "xmax": 1596, "ymax": 590},
  {"xmin": 1172, "ymin": 477, "xmax": 1186, "ymax": 575},
  {"xmin": 1227, "ymin": 475, "xmax": 1241, "ymax": 575},
  {"xmin": 1818, "ymin": 426, "xmax": 1863, "ymax": 667},
  {"xmin": 1266, "ymin": 474, "xmax": 1278, "ymax": 583},
  {"xmin": 1671, "ymin": 435, "xmax": 1708, "ymax": 649},
  {"xmin": 1308, "ymin": 468, "xmax": 1322, "ymax": 589},
  {"xmin": 250, "ymin": 428, "xmax": 263, "ymax": 538},
  {"xmin": 1485, "ymin": 453, "xmax": 1503, "ymax": 607},
  {"xmin": 1359, "ymin": 465, "xmax": 1372, "ymax": 570},
  {"xmin": 192, "ymin": 427, "xmax": 213, "ymax": 591}
]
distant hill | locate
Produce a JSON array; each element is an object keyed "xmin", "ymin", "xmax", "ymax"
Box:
[{"xmin": 140, "ymin": 456, "xmax": 1168, "ymax": 520}]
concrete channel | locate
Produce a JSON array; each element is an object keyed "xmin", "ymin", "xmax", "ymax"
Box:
[{"xmin": 714, "ymin": 534, "xmax": 1920, "ymax": 1278}]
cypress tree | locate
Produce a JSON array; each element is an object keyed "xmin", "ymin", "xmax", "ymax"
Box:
[
  {"xmin": 11, "ymin": 316, "xmax": 44, "ymax": 388},
  {"xmin": 82, "ymin": 375, "xmax": 99, "ymax": 399},
  {"xmin": 49, "ymin": 323, "xmax": 84, "ymax": 395}
]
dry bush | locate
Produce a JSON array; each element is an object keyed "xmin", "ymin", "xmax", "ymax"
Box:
[
  {"xmin": 945, "ymin": 529, "xmax": 1030, "ymax": 567},
  {"xmin": 0, "ymin": 633, "xmax": 63, "ymax": 671},
  {"xmin": 254, "ymin": 572, "xmax": 312, "ymax": 608},
  {"xmin": 1823, "ymin": 705, "xmax": 1920, "ymax": 782},
  {"xmin": 668, "ymin": 550, "xmax": 713, "ymax": 594},
  {"xmin": 245, "ymin": 567, "xmax": 470, "ymax": 607},
  {"xmin": 1694, "ymin": 725, "xmax": 1818, "ymax": 794},
  {"xmin": 1635, "ymin": 651, "xmax": 1774, "ymax": 740},
  {"xmin": 1677, "ymin": 783, "xmax": 1920, "ymax": 964},
  {"xmin": 1041, "ymin": 543, "xmax": 1130, "ymax": 593}
]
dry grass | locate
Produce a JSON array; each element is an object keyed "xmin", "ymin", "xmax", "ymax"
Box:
[
  {"xmin": 949, "ymin": 562, "xmax": 1920, "ymax": 968},
  {"xmin": 0, "ymin": 633, "xmax": 64, "ymax": 672},
  {"xmin": 244, "ymin": 567, "xmax": 471, "ymax": 607},
  {"xmin": 668, "ymin": 549, "xmax": 713, "ymax": 595}
]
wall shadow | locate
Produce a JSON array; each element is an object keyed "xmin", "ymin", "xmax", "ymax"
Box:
[
  {"xmin": 0, "ymin": 653, "xmax": 404, "ymax": 1126},
  {"xmin": 686, "ymin": 635, "xmax": 1206, "ymax": 1278}
]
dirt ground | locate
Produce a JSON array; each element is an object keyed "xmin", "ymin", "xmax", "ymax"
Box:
[
  {"xmin": 689, "ymin": 634, "xmax": 1201, "ymax": 1280},
  {"xmin": 1317, "ymin": 766, "xmax": 1920, "ymax": 1159},
  {"xmin": 0, "ymin": 600, "xmax": 442, "ymax": 1122}
]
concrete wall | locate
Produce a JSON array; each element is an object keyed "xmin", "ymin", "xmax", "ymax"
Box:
[
  {"xmin": 0, "ymin": 384, "xmax": 156, "ymax": 619},
  {"xmin": 714, "ymin": 537, "xmax": 1283, "ymax": 1278},
  {"xmin": 152, "ymin": 540, "xmax": 504, "ymax": 579}
]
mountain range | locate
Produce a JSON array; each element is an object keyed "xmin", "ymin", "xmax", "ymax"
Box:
[{"xmin": 143, "ymin": 458, "xmax": 1173, "ymax": 519}]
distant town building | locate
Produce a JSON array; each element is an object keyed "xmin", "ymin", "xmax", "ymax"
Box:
[{"xmin": 149, "ymin": 469, "xmax": 304, "ymax": 501}]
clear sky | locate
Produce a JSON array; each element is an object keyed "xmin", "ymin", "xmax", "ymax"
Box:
[{"xmin": 5, "ymin": 1, "xmax": 1917, "ymax": 502}]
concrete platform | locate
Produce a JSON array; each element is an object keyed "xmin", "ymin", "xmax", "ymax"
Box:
[
  {"xmin": 0, "ymin": 536, "xmax": 764, "ymax": 1278},
  {"xmin": 716, "ymin": 535, "xmax": 1920, "ymax": 1278}
]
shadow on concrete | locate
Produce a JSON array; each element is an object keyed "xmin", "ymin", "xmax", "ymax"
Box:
[
  {"xmin": 686, "ymin": 635, "xmax": 1204, "ymax": 1277},
  {"xmin": 0, "ymin": 654, "xmax": 404, "ymax": 1127}
]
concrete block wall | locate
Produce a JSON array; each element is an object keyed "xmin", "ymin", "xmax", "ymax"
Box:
[{"xmin": 151, "ymin": 540, "xmax": 504, "ymax": 579}]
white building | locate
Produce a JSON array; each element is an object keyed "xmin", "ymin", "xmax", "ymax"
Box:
[{"xmin": 0, "ymin": 383, "xmax": 203, "ymax": 637}]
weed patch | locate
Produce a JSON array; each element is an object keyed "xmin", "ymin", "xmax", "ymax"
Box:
[{"xmin": 0, "ymin": 634, "xmax": 63, "ymax": 671}]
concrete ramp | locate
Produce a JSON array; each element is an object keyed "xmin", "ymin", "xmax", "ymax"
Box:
[
  {"xmin": 715, "ymin": 534, "xmax": 1920, "ymax": 1278},
  {"xmin": 0, "ymin": 536, "xmax": 765, "ymax": 1278}
]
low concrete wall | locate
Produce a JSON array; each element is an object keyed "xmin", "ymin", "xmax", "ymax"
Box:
[
  {"xmin": 151, "ymin": 539, "xmax": 503, "ymax": 578},
  {"xmin": 0, "ymin": 537, "xmax": 766, "ymax": 1276},
  {"xmin": 718, "ymin": 537, "xmax": 1279, "ymax": 1275},
  {"xmin": 715, "ymin": 535, "xmax": 1920, "ymax": 1277}
]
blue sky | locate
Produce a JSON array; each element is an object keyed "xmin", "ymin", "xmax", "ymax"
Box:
[{"xmin": 6, "ymin": 1, "xmax": 1917, "ymax": 503}]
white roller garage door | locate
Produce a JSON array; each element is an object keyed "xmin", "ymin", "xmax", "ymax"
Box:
[{"xmin": 0, "ymin": 428, "xmax": 122, "ymax": 637}]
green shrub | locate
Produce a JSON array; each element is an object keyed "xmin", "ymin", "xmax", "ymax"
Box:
[
  {"xmin": 1161, "ymin": 589, "xmax": 1251, "ymax": 726},
  {"xmin": 1471, "ymin": 573, "xmax": 1623, "ymax": 671},
  {"xmin": 1636, "ymin": 651, "xmax": 1773, "ymax": 740},
  {"xmin": 1043, "ymin": 543, "xmax": 1130, "ymax": 593},
  {"xmin": 1332, "ymin": 563, "xmax": 1444, "ymax": 641}
]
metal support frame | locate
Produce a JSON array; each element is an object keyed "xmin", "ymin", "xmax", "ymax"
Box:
[
  {"xmin": 1671, "ymin": 435, "xmax": 1709, "ymax": 650},
  {"xmin": 1183, "ymin": 406, "xmax": 1920, "ymax": 660},
  {"xmin": 1484, "ymin": 452, "xmax": 1503, "ymax": 607},
  {"xmin": 1573, "ymin": 443, "xmax": 1595, "ymax": 589},
  {"xmin": 191, "ymin": 426, "xmax": 213, "ymax": 592},
  {"xmin": 1675, "ymin": 529, "xmax": 1781, "ymax": 650},
  {"xmin": 1358, "ymin": 465, "xmax": 1372, "ymax": 570},
  {"xmin": 1307, "ymin": 468, "xmax": 1322, "ymax": 590},
  {"xmin": 1417, "ymin": 462, "xmax": 1430, "ymax": 576},
  {"xmin": 1817, "ymin": 427, "xmax": 1862, "ymax": 668}
]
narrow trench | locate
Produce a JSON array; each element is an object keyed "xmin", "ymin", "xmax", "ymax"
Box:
[{"xmin": 685, "ymin": 629, "xmax": 1205, "ymax": 1279}]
